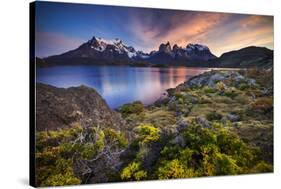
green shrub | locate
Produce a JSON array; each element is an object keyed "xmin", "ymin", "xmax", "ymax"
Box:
[
  {"xmin": 206, "ymin": 111, "xmax": 223, "ymax": 121},
  {"xmin": 203, "ymin": 86, "xmax": 217, "ymax": 93},
  {"xmin": 251, "ymin": 161, "xmax": 273, "ymax": 173},
  {"xmin": 40, "ymin": 172, "xmax": 81, "ymax": 186},
  {"xmin": 224, "ymin": 87, "xmax": 238, "ymax": 98},
  {"xmin": 157, "ymin": 159, "xmax": 195, "ymax": 179},
  {"xmin": 135, "ymin": 124, "xmax": 160, "ymax": 144},
  {"xmin": 121, "ymin": 162, "xmax": 147, "ymax": 181},
  {"xmin": 104, "ymin": 128, "xmax": 128, "ymax": 148},
  {"xmin": 215, "ymin": 81, "xmax": 227, "ymax": 93},
  {"xmin": 36, "ymin": 125, "xmax": 128, "ymax": 186},
  {"xmin": 238, "ymin": 83, "xmax": 250, "ymax": 90},
  {"xmin": 119, "ymin": 101, "xmax": 144, "ymax": 116},
  {"xmin": 174, "ymin": 92, "xmax": 184, "ymax": 100}
]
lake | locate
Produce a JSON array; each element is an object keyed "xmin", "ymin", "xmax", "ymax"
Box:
[{"xmin": 36, "ymin": 66, "xmax": 210, "ymax": 108}]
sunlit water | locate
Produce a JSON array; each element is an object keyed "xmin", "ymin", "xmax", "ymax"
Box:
[{"xmin": 36, "ymin": 66, "xmax": 210, "ymax": 108}]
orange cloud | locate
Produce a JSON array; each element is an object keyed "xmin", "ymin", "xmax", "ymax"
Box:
[
  {"xmin": 131, "ymin": 12, "xmax": 229, "ymax": 51},
  {"xmin": 165, "ymin": 13, "xmax": 230, "ymax": 47},
  {"xmin": 207, "ymin": 16, "xmax": 273, "ymax": 56},
  {"xmin": 130, "ymin": 11, "xmax": 273, "ymax": 56}
]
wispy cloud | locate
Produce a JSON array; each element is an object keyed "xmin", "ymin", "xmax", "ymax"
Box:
[
  {"xmin": 35, "ymin": 2, "xmax": 273, "ymax": 57},
  {"xmin": 127, "ymin": 10, "xmax": 273, "ymax": 56},
  {"xmin": 204, "ymin": 15, "xmax": 273, "ymax": 55}
]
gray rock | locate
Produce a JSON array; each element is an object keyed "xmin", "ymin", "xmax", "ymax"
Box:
[
  {"xmin": 247, "ymin": 78, "xmax": 257, "ymax": 86},
  {"xmin": 227, "ymin": 113, "xmax": 240, "ymax": 122},
  {"xmin": 196, "ymin": 117, "xmax": 210, "ymax": 128},
  {"xmin": 171, "ymin": 135, "xmax": 186, "ymax": 147},
  {"xmin": 207, "ymin": 73, "xmax": 227, "ymax": 87},
  {"xmin": 185, "ymin": 70, "xmax": 257, "ymax": 89},
  {"xmin": 176, "ymin": 120, "xmax": 189, "ymax": 132}
]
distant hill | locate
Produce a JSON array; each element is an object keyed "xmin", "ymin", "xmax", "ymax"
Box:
[
  {"xmin": 37, "ymin": 36, "xmax": 273, "ymax": 68},
  {"xmin": 213, "ymin": 46, "xmax": 273, "ymax": 68}
]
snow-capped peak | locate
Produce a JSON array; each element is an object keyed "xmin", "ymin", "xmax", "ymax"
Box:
[
  {"xmin": 186, "ymin": 43, "xmax": 210, "ymax": 51},
  {"xmin": 88, "ymin": 36, "xmax": 140, "ymax": 58}
]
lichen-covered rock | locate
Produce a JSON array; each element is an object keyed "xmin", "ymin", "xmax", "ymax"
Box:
[
  {"xmin": 171, "ymin": 135, "xmax": 186, "ymax": 147},
  {"xmin": 36, "ymin": 83, "xmax": 126, "ymax": 131},
  {"xmin": 226, "ymin": 113, "xmax": 241, "ymax": 122},
  {"xmin": 196, "ymin": 117, "xmax": 211, "ymax": 128},
  {"xmin": 185, "ymin": 70, "xmax": 257, "ymax": 88},
  {"xmin": 176, "ymin": 119, "xmax": 189, "ymax": 132}
]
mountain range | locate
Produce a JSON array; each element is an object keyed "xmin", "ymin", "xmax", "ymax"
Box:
[{"xmin": 37, "ymin": 36, "xmax": 273, "ymax": 68}]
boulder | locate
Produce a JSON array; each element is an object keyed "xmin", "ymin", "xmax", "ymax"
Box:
[
  {"xmin": 196, "ymin": 117, "xmax": 210, "ymax": 128},
  {"xmin": 36, "ymin": 83, "xmax": 126, "ymax": 131},
  {"xmin": 171, "ymin": 135, "xmax": 186, "ymax": 147},
  {"xmin": 226, "ymin": 113, "xmax": 241, "ymax": 122},
  {"xmin": 176, "ymin": 119, "xmax": 189, "ymax": 132}
]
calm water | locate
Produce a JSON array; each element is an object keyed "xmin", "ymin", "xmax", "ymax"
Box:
[{"xmin": 36, "ymin": 66, "xmax": 210, "ymax": 108}]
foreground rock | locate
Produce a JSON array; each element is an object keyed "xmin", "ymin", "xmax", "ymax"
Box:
[{"xmin": 36, "ymin": 83, "xmax": 125, "ymax": 131}]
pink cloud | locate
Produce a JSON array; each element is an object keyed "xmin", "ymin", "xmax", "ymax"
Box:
[
  {"xmin": 129, "ymin": 12, "xmax": 273, "ymax": 56},
  {"xmin": 35, "ymin": 32, "xmax": 84, "ymax": 58}
]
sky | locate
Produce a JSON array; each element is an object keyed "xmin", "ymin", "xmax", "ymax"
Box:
[{"xmin": 35, "ymin": 1, "xmax": 273, "ymax": 58}]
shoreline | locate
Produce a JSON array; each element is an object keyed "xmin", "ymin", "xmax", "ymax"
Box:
[{"xmin": 35, "ymin": 68, "xmax": 251, "ymax": 110}]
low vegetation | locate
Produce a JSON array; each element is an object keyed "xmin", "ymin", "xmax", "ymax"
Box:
[{"xmin": 36, "ymin": 68, "xmax": 273, "ymax": 186}]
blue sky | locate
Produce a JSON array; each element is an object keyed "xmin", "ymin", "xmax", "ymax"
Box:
[{"xmin": 35, "ymin": 1, "xmax": 273, "ymax": 57}]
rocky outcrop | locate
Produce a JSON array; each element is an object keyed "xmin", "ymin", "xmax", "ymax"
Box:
[
  {"xmin": 185, "ymin": 70, "xmax": 257, "ymax": 88},
  {"xmin": 36, "ymin": 83, "xmax": 126, "ymax": 131},
  {"xmin": 159, "ymin": 42, "xmax": 172, "ymax": 54},
  {"xmin": 147, "ymin": 42, "xmax": 217, "ymax": 65}
]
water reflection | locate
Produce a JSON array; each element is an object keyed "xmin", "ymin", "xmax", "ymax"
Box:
[{"xmin": 36, "ymin": 66, "xmax": 209, "ymax": 108}]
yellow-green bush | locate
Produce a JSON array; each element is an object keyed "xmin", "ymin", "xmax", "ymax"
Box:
[
  {"xmin": 120, "ymin": 162, "xmax": 147, "ymax": 181},
  {"xmin": 157, "ymin": 159, "xmax": 195, "ymax": 179},
  {"xmin": 135, "ymin": 124, "xmax": 160, "ymax": 144}
]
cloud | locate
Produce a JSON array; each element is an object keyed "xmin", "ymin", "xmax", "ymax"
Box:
[
  {"xmin": 35, "ymin": 7, "xmax": 273, "ymax": 57},
  {"xmin": 35, "ymin": 32, "xmax": 84, "ymax": 58},
  {"xmin": 204, "ymin": 15, "xmax": 273, "ymax": 55},
  {"xmin": 128, "ymin": 10, "xmax": 230, "ymax": 52},
  {"xmin": 128, "ymin": 10, "xmax": 273, "ymax": 56}
]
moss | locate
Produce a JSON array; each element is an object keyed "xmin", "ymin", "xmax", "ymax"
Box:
[
  {"xmin": 212, "ymin": 95, "xmax": 235, "ymax": 104},
  {"xmin": 143, "ymin": 109, "xmax": 176, "ymax": 128},
  {"xmin": 224, "ymin": 87, "xmax": 239, "ymax": 99},
  {"xmin": 238, "ymin": 83, "xmax": 250, "ymax": 90},
  {"xmin": 233, "ymin": 94, "xmax": 251, "ymax": 104},
  {"xmin": 119, "ymin": 101, "xmax": 145, "ymax": 116},
  {"xmin": 206, "ymin": 111, "xmax": 223, "ymax": 121},
  {"xmin": 228, "ymin": 120, "xmax": 273, "ymax": 163},
  {"xmin": 189, "ymin": 104, "xmax": 215, "ymax": 117},
  {"xmin": 174, "ymin": 92, "xmax": 185, "ymax": 100},
  {"xmin": 250, "ymin": 97, "xmax": 273, "ymax": 114},
  {"xmin": 203, "ymin": 86, "xmax": 217, "ymax": 93}
]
